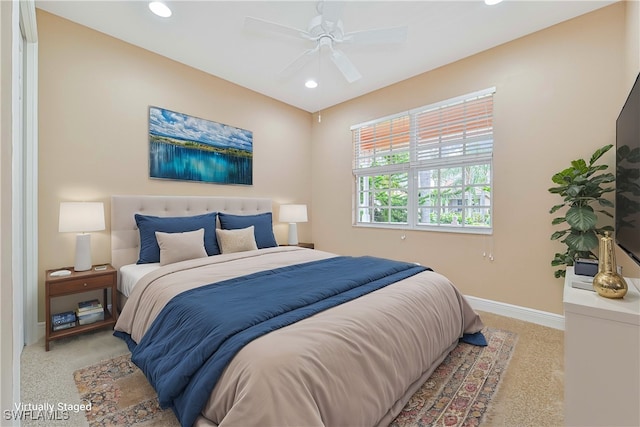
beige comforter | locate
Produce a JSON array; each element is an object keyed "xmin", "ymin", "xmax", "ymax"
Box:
[{"xmin": 115, "ymin": 246, "xmax": 484, "ymax": 427}]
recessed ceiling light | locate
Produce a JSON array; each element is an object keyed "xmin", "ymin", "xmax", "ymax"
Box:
[
  {"xmin": 149, "ymin": 2, "xmax": 172, "ymax": 18},
  {"xmin": 305, "ymin": 80, "xmax": 318, "ymax": 89},
  {"xmin": 484, "ymin": 0, "xmax": 504, "ymax": 5}
]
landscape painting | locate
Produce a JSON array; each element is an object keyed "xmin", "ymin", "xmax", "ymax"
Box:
[{"xmin": 148, "ymin": 106, "xmax": 253, "ymax": 185}]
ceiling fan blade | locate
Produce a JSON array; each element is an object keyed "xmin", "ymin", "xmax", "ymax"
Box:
[
  {"xmin": 279, "ymin": 47, "xmax": 319, "ymax": 78},
  {"xmin": 244, "ymin": 16, "xmax": 311, "ymax": 41},
  {"xmin": 343, "ymin": 26, "xmax": 409, "ymax": 45},
  {"xmin": 318, "ymin": 1, "xmax": 344, "ymax": 30},
  {"xmin": 330, "ymin": 47, "xmax": 362, "ymax": 83}
]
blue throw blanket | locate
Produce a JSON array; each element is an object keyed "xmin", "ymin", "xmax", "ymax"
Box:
[{"xmin": 115, "ymin": 256, "xmax": 429, "ymax": 426}]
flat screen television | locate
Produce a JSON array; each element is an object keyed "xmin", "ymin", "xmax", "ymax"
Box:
[{"xmin": 615, "ymin": 72, "xmax": 640, "ymax": 267}]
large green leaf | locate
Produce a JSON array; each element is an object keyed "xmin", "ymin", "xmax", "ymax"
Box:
[
  {"xmin": 551, "ymin": 167, "xmax": 576, "ymax": 185},
  {"xmin": 551, "ymin": 217, "xmax": 566, "ymax": 225},
  {"xmin": 564, "ymin": 230, "xmax": 599, "ymax": 252},
  {"xmin": 565, "ymin": 205, "xmax": 596, "ymax": 231},
  {"xmin": 585, "ymin": 165, "xmax": 608, "ymax": 178},
  {"xmin": 566, "ymin": 185, "xmax": 583, "ymax": 197},
  {"xmin": 571, "ymin": 159, "xmax": 588, "ymax": 173},
  {"xmin": 548, "ymin": 186, "xmax": 567, "ymax": 194},
  {"xmin": 589, "ymin": 144, "xmax": 613, "ymax": 165},
  {"xmin": 590, "ymin": 173, "xmax": 615, "ymax": 185},
  {"xmin": 597, "ymin": 198, "xmax": 614, "ymax": 207},
  {"xmin": 573, "ymin": 176, "xmax": 588, "ymax": 186}
]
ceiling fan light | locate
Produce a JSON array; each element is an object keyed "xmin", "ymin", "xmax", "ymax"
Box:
[
  {"xmin": 305, "ymin": 80, "xmax": 318, "ymax": 89},
  {"xmin": 484, "ymin": 0, "xmax": 504, "ymax": 5},
  {"xmin": 149, "ymin": 2, "xmax": 172, "ymax": 18}
]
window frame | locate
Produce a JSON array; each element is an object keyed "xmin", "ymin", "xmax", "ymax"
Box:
[{"xmin": 352, "ymin": 87, "xmax": 495, "ymax": 234}]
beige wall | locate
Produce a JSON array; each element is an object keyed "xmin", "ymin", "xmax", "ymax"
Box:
[
  {"xmin": 37, "ymin": 10, "xmax": 313, "ymax": 320},
  {"xmin": 311, "ymin": 2, "xmax": 640, "ymax": 315},
  {"xmin": 626, "ymin": 0, "xmax": 640, "ymax": 82},
  {"xmin": 37, "ymin": 3, "xmax": 640, "ymax": 321}
]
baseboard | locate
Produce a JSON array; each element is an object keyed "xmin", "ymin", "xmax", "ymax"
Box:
[
  {"xmin": 37, "ymin": 321, "xmax": 45, "ymax": 341},
  {"xmin": 465, "ymin": 295, "xmax": 565, "ymax": 330}
]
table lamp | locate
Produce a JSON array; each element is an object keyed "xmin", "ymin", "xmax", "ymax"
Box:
[
  {"xmin": 279, "ymin": 204, "xmax": 308, "ymax": 245},
  {"xmin": 58, "ymin": 202, "xmax": 105, "ymax": 271}
]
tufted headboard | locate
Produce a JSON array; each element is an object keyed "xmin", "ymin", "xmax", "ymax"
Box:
[{"xmin": 110, "ymin": 195, "xmax": 273, "ymax": 270}]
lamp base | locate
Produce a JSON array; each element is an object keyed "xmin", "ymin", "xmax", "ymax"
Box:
[
  {"xmin": 74, "ymin": 233, "xmax": 92, "ymax": 271},
  {"xmin": 287, "ymin": 223, "xmax": 299, "ymax": 246}
]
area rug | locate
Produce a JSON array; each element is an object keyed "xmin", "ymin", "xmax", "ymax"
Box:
[
  {"xmin": 73, "ymin": 327, "xmax": 516, "ymax": 427},
  {"xmin": 391, "ymin": 327, "xmax": 517, "ymax": 427}
]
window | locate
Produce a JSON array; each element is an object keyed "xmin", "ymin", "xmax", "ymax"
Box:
[{"xmin": 352, "ymin": 87, "xmax": 495, "ymax": 233}]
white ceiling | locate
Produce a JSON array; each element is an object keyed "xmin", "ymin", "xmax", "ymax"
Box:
[{"xmin": 36, "ymin": 0, "xmax": 616, "ymax": 113}]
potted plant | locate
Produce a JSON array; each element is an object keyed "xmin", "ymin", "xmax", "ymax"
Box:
[{"xmin": 548, "ymin": 144, "xmax": 615, "ymax": 278}]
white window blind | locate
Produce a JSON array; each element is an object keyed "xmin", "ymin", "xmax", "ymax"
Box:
[
  {"xmin": 353, "ymin": 113, "xmax": 411, "ymax": 175},
  {"xmin": 412, "ymin": 88, "xmax": 494, "ymax": 169},
  {"xmin": 352, "ymin": 87, "xmax": 495, "ymax": 232}
]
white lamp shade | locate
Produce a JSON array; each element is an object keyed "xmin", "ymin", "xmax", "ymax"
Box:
[
  {"xmin": 279, "ymin": 204, "xmax": 308, "ymax": 223},
  {"xmin": 59, "ymin": 202, "xmax": 105, "ymax": 233}
]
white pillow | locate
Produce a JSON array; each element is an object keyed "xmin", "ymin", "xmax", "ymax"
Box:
[
  {"xmin": 155, "ymin": 228, "xmax": 208, "ymax": 266},
  {"xmin": 215, "ymin": 226, "xmax": 258, "ymax": 254}
]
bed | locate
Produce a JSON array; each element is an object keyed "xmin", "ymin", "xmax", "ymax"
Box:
[{"xmin": 111, "ymin": 195, "xmax": 484, "ymax": 427}]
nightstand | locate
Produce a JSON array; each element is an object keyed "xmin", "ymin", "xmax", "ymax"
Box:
[
  {"xmin": 45, "ymin": 264, "xmax": 118, "ymax": 351},
  {"xmin": 280, "ymin": 243, "xmax": 315, "ymax": 249}
]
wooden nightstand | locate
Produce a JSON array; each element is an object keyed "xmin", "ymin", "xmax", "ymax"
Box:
[
  {"xmin": 280, "ymin": 243, "xmax": 314, "ymax": 249},
  {"xmin": 45, "ymin": 264, "xmax": 118, "ymax": 351}
]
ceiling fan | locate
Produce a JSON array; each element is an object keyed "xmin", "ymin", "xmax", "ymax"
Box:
[{"xmin": 244, "ymin": 1, "xmax": 408, "ymax": 84}]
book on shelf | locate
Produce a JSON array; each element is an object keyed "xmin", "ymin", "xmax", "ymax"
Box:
[
  {"xmin": 52, "ymin": 321, "xmax": 76, "ymax": 331},
  {"xmin": 51, "ymin": 310, "xmax": 76, "ymax": 326},
  {"xmin": 77, "ymin": 299, "xmax": 102, "ymax": 312},
  {"xmin": 76, "ymin": 306, "xmax": 104, "ymax": 316},
  {"xmin": 76, "ymin": 310, "xmax": 105, "ymax": 325}
]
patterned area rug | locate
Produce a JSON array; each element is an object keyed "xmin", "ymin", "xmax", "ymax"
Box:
[
  {"xmin": 73, "ymin": 327, "xmax": 516, "ymax": 427},
  {"xmin": 392, "ymin": 327, "xmax": 517, "ymax": 427}
]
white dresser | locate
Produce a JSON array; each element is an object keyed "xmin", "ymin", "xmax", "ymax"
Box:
[{"xmin": 563, "ymin": 266, "xmax": 640, "ymax": 427}]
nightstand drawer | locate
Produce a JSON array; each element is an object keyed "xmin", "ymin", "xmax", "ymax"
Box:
[{"xmin": 48, "ymin": 274, "xmax": 114, "ymax": 296}]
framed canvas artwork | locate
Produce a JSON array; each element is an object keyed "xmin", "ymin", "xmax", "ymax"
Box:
[{"xmin": 149, "ymin": 106, "xmax": 253, "ymax": 185}]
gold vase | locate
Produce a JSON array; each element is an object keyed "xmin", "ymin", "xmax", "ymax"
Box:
[{"xmin": 592, "ymin": 231, "xmax": 628, "ymax": 299}]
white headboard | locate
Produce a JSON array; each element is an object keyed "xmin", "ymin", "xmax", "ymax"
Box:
[{"xmin": 111, "ymin": 195, "xmax": 273, "ymax": 270}]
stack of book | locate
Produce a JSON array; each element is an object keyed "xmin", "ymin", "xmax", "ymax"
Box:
[
  {"xmin": 51, "ymin": 310, "xmax": 76, "ymax": 331},
  {"xmin": 75, "ymin": 299, "xmax": 104, "ymax": 325}
]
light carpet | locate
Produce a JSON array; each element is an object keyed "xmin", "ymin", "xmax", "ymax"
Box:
[{"xmin": 72, "ymin": 327, "xmax": 516, "ymax": 427}]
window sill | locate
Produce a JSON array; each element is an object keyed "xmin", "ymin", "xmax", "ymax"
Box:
[{"xmin": 353, "ymin": 222, "xmax": 493, "ymax": 235}]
